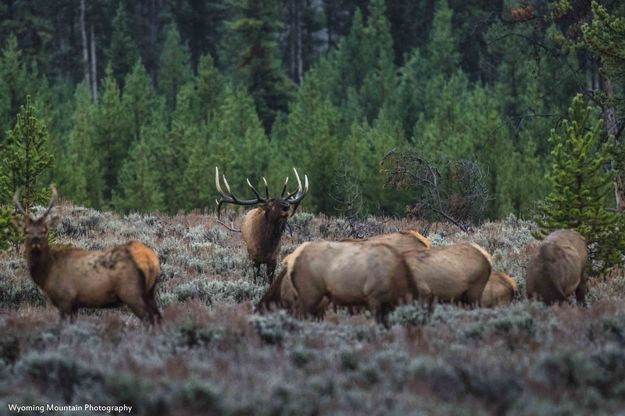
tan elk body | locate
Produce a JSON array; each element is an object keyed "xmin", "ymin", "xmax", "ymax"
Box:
[
  {"xmin": 257, "ymin": 231, "xmax": 431, "ymax": 312},
  {"xmin": 526, "ymin": 229, "xmax": 587, "ymax": 305},
  {"xmin": 216, "ymin": 167, "xmax": 308, "ymax": 283},
  {"xmin": 277, "ymin": 240, "xmax": 417, "ymax": 324},
  {"xmin": 402, "ymin": 243, "xmax": 492, "ymax": 305},
  {"xmin": 361, "ymin": 232, "xmax": 490, "ymax": 306},
  {"xmin": 481, "ymin": 272, "xmax": 517, "ymax": 307},
  {"xmin": 14, "ymin": 189, "xmax": 161, "ymax": 323}
]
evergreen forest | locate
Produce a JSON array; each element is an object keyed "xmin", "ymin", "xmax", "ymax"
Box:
[{"xmin": 1, "ymin": 0, "xmax": 625, "ymax": 223}]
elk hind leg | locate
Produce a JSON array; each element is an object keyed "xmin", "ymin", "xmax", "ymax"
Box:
[
  {"xmin": 117, "ymin": 276, "xmax": 152, "ymax": 323},
  {"xmin": 143, "ymin": 287, "xmax": 162, "ymax": 324}
]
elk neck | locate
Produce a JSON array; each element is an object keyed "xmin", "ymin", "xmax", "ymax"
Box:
[
  {"xmin": 262, "ymin": 214, "xmax": 287, "ymax": 248},
  {"xmin": 25, "ymin": 240, "xmax": 53, "ymax": 287}
]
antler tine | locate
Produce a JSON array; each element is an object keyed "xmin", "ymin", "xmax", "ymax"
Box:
[
  {"xmin": 13, "ymin": 190, "xmax": 26, "ymax": 215},
  {"xmin": 286, "ymin": 168, "xmax": 309, "ymax": 215},
  {"xmin": 42, "ymin": 186, "xmax": 58, "ymax": 218},
  {"xmin": 215, "ymin": 167, "xmax": 225, "ymax": 195},
  {"xmin": 214, "ymin": 166, "xmax": 266, "ymax": 217},
  {"xmin": 286, "ymin": 168, "xmax": 303, "ymax": 199},
  {"xmin": 280, "ymin": 177, "xmax": 289, "ymax": 197},
  {"xmin": 246, "ymin": 178, "xmax": 263, "ymax": 201},
  {"xmin": 293, "ymin": 167, "xmax": 303, "ymax": 192},
  {"xmin": 262, "ymin": 177, "xmax": 269, "ymax": 200},
  {"xmin": 222, "ymin": 175, "xmax": 233, "ymax": 194}
]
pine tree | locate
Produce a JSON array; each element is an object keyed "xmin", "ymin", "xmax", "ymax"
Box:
[
  {"xmin": 221, "ymin": 0, "xmax": 293, "ymax": 132},
  {"xmin": 0, "ymin": 95, "xmax": 53, "ymax": 211},
  {"xmin": 181, "ymin": 85, "xmax": 268, "ymax": 211},
  {"xmin": 281, "ymin": 70, "xmax": 340, "ymax": 213},
  {"xmin": 0, "ymin": 35, "xmax": 30, "ymax": 143},
  {"xmin": 60, "ymin": 83, "xmax": 103, "ymax": 208},
  {"xmin": 535, "ymin": 94, "xmax": 625, "ymax": 272},
  {"xmin": 427, "ymin": 0, "xmax": 460, "ymax": 77},
  {"xmin": 158, "ymin": 23, "xmax": 192, "ymax": 114},
  {"xmin": 113, "ymin": 136, "xmax": 163, "ymax": 213},
  {"xmin": 0, "ymin": 94, "xmax": 53, "ymax": 250},
  {"xmin": 344, "ymin": 110, "xmax": 407, "ymax": 215},
  {"xmin": 122, "ymin": 61, "xmax": 160, "ymax": 143},
  {"xmin": 93, "ymin": 66, "xmax": 129, "ymax": 202},
  {"xmin": 359, "ymin": 0, "xmax": 397, "ymax": 123},
  {"xmin": 195, "ymin": 54, "xmax": 223, "ymax": 123},
  {"xmin": 106, "ymin": 2, "xmax": 140, "ymax": 87}
]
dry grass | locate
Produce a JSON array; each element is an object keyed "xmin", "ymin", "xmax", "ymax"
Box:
[{"xmin": 1, "ymin": 206, "xmax": 625, "ymax": 415}]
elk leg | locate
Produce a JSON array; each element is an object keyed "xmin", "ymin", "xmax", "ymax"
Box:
[
  {"xmin": 57, "ymin": 300, "xmax": 77, "ymax": 323},
  {"xmin": 575, "ymin": 279, "xmax": 588, "ymax": 307},
  {"xmin": 117, "ymin": 277, "xmax": 151, "ymax": 323},
  {"xmin": 266, "ymin": 261, "xmax": 277, "ymax": 285},
  {"xmin": 124, "ymin": 298, "xmax": 150, "ymax": 322},
  {"xmin": 144, "ymin": 288, "xmax": 162, "ymax": 324}
]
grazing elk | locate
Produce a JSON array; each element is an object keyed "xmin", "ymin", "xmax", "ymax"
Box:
[
  {"xmin": 258, "ymin": 231, "xmax": 432, "ymax": 313},
  {"xmin": 215, "ymin": 167, "xmax": 308, "ymax": 284},
  {"xmin": 481, "ymin": 272, "xmax": 517, "ymax": 308},
  {"xmin": 13, "ymin": 188, "xmax": 161, "ymax": 323},
  {"xmin": 261, "ymin": 240, "xmax": 419, "ymax": 325},
  {"xmin": 402, "ymin": 243, "xmax": 492, "ymax": 306},
  {"xmin": 526, "ymin": 229, "xmax": 588, "ymax": 305}
]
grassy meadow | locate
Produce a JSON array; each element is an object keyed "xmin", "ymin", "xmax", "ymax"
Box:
[{"xmin": 2, "ymin": 204, "xmax": 625, "ymax": 415}]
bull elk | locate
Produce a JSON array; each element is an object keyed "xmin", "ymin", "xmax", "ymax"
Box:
[
  {"xmin": 526, "ymin": 229, "xmax": 588, "ymax": 305},
  {"xmin": 275, "ymin": 240, "xmax": 419, "ymax": 325},
  {"xmin": 215, "ymin": 167, "xmax": 308, "ymax": 284},
  {"xmin": 13, "ymin": 188, "xmax": 162, "ymax": 323},
  {"xmin": 481, "ymin": 272, "xmax": 517, "ymax": 307}
]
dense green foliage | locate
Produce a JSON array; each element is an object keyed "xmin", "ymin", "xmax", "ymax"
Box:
[
  {"xmin": 535, "ymin": 95, "xmax": 625, "ymax": 272},
  {"xmin": 0, "ymin": 96, "xmax": 53, "ymax": 249},
  {"xmin": 0, "ymin": 0, "xmax": 623, "ymax": 222}
]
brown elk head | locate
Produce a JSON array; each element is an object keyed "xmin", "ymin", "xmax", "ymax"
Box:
[
  {"xmin": 215, "ymin": 167, "xmax": 309, "ymax": 221},
  {"xmin": 13, "ymin": 187, "xmax": 58, "ymax": 250}
]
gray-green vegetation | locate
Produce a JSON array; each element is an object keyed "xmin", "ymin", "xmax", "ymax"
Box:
[{"xmin": 2, "ymin": 206, "xmax": 625, "ymax": 414}]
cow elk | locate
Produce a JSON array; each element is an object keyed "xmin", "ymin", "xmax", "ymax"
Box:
[
  {"xmin": 13, "ymin": 188, "xmax": 162, "ymax": 323},
  {"xmin": 258, "ymin": 231, "xmax": 432, "ymax": 314},
  {"xmin": 260, "ymin": 240, "xmax": 421, "ymax": 325},
  {"xmin": 481, "ymin": 272, "xmax": 517, "ymax": 308},
  {"xmin": 215, "ymin": 167, "xmax": 308, "ymax": 284},
  {"xmin": 526, "ymin": 229, "xmax": 588, "ymax": 305},
  {"xmin": 402, "ymin": 243, "xmax": 492, "ymax": 306}
]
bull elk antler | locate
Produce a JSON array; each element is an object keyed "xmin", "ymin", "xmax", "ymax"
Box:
[
  {"xmin": 13, "ymin": 186, "xmax": 58, "ymax": 220},
  {"xmin": 215, "ymin": 167, "xmax": 309, "ymax": 217}
]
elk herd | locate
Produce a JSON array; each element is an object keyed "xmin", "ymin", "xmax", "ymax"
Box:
[{"xmin": 11, "ymin": 169, "xmax": 589, "ymax": 326}]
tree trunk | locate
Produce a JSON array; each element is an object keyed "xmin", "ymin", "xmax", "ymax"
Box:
[
  {"xmin": 296, "ymin": 0, "xmax": 303, "ymax": 84},
  {"xmin": 90, "ymin": 25, "xmax": 98, "ymax": 103},
  {"xmin": 599, "ymin": 72, "xmax": 625, "ymax": 211},
  {"xmin": 288, "ymin": 0, "xmax": 304, "ymax": 84},
  {"xmin": 79, "ymin": 0, "xmax": 92, "ymax": 97}
]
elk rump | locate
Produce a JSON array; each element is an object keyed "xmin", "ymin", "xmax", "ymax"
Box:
[{"xmin": 526, "ymin": 229, "xmax": 587, "ymax": 305}]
